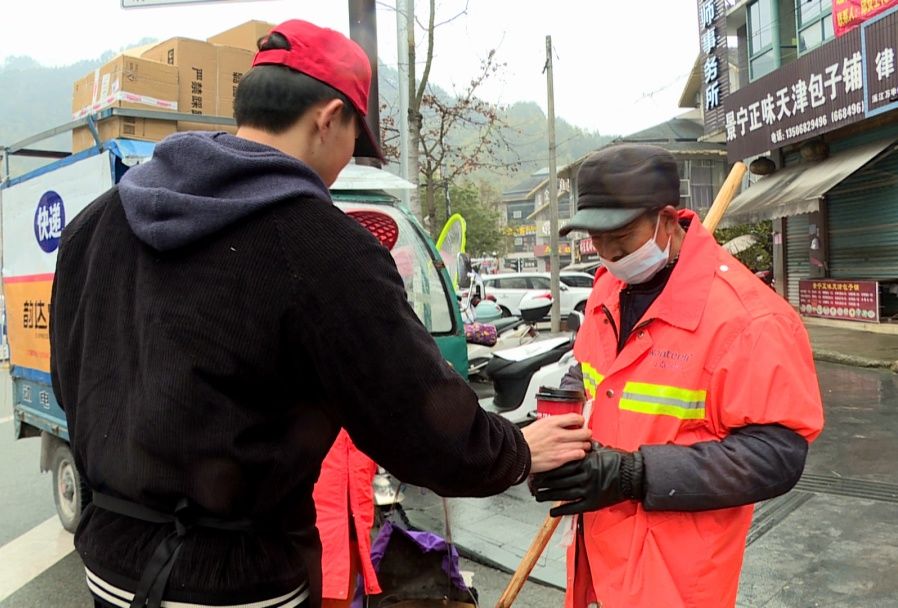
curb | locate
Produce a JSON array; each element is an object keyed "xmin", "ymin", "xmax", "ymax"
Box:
[{"xmin": 812, "ymin": 348, "xmax": 898, "ymax": 373}]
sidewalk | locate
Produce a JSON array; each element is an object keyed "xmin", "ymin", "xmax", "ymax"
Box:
[{"xmin": 805, "ymin": 322, "xmax": 898, "ymax": 371}]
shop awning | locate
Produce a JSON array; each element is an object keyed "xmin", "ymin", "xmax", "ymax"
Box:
[{"xmin": 722, "ymin": 137, "xmax": 897, "ymax": 226}]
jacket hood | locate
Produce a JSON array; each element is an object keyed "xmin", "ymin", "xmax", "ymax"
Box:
[{"xmin": 118, "ymin": 131, "xmax": 331, "ymax": 251}]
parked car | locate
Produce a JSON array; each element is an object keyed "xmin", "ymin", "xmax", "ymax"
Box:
[
  {"xmin": 561, "ymin": 260, "xmax": 602, "ymax": 276},
  {"xmin": 559, "ymin": 271, "xmax": 596, "ymax": 288},
  {"xmin": 481, "ymin": 272, "xmax": 592, "ymax": 317}
]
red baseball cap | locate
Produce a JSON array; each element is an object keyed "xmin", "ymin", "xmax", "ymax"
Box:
[{"xmin": 252, "ymin": 19, "xmax": 384, "ymax": 162}]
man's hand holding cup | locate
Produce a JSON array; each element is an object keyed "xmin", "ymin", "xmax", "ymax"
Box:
[{"xmin": 522, "ymin": 387, "xmax": 593, "ymax": 474}]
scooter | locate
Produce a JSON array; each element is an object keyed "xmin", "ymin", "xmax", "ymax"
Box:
[
  {"xmin": 478, "ymin": 308, "xmax": 583, "ymax": 426},
  {"xmin": 459, "ymin": 270, "xmax": 529, "ymax": 377},
  {"xmin": 466, "ymin": 293, "xmax": 550, "ymax": 380},
  {"xmin": 373, "ymin": 466, "xmax": 411, "ymax": 529}
]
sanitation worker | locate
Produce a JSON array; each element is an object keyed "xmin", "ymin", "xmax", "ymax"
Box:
[
  {"xmin": 530, "ymin": 144, "xmax": 825, "ymax": 608},
  {"xmin": 50, "ymin": 19, "xmax": 592, "ymax": 608}
]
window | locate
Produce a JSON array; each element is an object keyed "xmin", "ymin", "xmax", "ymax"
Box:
[
  {"xmin": 680, "ymin": 177, "xmax": 692, "ymax": 209},
  {"xmin": 677, "ymin": 161, "xmax": 688, "ymax": 179},
  {"xmin": 512, "ymin": 210, "xmax": 523, "ymax": 219},
  {"xmin": 797, "ymin": 0, "xmax": 833, "ymax": 55},
  {"xmin": 560, "ymin": 275, "xmax": 594, "ymax": 288},
  {"xmin": 496, "ymin": 277, "xmax": 529, "ymax": 289},
  {"xmin": 528, "ymin": 277, "xmax": 551, "ymax": 289},
  {"xmin": 689, "ymin": 160, "xmax": 717, "ymax": 211},
  {"xmin": 748, "ymin": 0, "xmax": 777, "ymax": 80},
  {"xmin": 559, "ymin": 197, "xmax": 572, "ymax": 219}
]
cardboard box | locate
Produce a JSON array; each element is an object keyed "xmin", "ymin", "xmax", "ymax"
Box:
[
  {"xmin": 207, "ymin": 20, "xmax": 274, "ymax": 52},
  {"xmin": 72, "ymin": 55, "xmax": 179, "ymax": 118},
  {"xmin": 121, "ymin": 42, "xmax": 157, "ymax": 58},
  {"xmin": 176, "ymin": 120, "xmax": 237, "ymax": 135},
  {"xmin": 216, "ymin": 45, "xmax": 253, "ymax": 118},
  {"xmin": 143, "ymin": 38, "xmax": 218, "ymax": 116},
  {"xmin": 72, "ymin": 117, "xmax": 177, "ymax": 153}
]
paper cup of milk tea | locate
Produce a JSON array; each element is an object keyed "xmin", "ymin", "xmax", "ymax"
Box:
[{"xmin": 535, "ymin": 386, "xmax": 585, "ymax": 420}]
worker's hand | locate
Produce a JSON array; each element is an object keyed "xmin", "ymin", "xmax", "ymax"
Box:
[
  {"xmin": 530, "ymin": 443, "xmax": 645, "ymax": 517},
  {"xmin": 522, "ymin": 414, "xmax": 593, "ymax": 475}
]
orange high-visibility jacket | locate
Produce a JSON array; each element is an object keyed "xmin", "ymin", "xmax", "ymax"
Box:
[
  {"xmin": 314, "ymin": 430, "xmax": 381, "ymax": 600},
  {"xmin": 566, "ymin": 209, "xmax": 824, "ymax": 608}
]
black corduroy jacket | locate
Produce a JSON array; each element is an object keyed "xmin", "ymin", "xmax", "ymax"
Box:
[{"xmin": 50, "ymin": 181, "xmax": 529, "ymax": 606}]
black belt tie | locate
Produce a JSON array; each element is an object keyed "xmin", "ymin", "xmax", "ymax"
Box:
[{"xmin": 92, "ymin": 492, "xmax": 256, "ymax": 608}]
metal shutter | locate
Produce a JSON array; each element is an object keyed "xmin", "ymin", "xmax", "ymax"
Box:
[{"xmin": 786, "ymin": 213, "xmax": 810, "ymax": 306}]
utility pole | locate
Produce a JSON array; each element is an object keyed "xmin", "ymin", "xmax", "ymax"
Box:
[
  {"xmin": 570, "ymin": 176, "xmax": 578, "ymax": 266},
  {"xmin": 403, "ymin": 0, "xmax": 423, "ymax": 221},
  {"xmin": 348, "ymin": 0, "xmax": 381, "ymax": 167},
  {"xmin": 396, "ymin": 0, "xmax": 412, "ymax": 210},
  {"xmin": 545, "ymin": 35, "xmax": 561, "ymax": 333}
]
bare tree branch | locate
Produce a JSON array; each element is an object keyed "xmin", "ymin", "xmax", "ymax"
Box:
[
  {"xmin": 413, "ymin": 0, "xmax": 469, "ymax": 30},
  {"xmin": 415, "ymin": 0, "xmax": 436, "ymax": 109}
]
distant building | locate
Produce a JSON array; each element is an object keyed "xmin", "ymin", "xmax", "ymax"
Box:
[
  {"xmin": 498, "ymin": 169, "xmax": 546, "ymax": 271},
  {"xmin": 525, "ymin": 110, "xmax": 727, "ymax": 271}
]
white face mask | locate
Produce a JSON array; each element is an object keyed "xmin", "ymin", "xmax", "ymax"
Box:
[{"xmin": 598, "ymin": 214, "xmax": 671, "ymax": 284}]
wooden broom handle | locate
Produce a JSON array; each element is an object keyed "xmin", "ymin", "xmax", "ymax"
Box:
[
  {"xmin": 494, "ymin": 511, "xmax": 562, "ymax": 608},
  {"xmin": 703, "ymin": 162, "xmax": 747, "ymax": 233},
  {"xmin": 494, "ymin": 161, "xmax": 747, "ymax": 608}
]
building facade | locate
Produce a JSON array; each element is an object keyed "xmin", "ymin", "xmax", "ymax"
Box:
[
  {"xmin": 500, "ymin": 170, "xmax": 544, "ymax": 266},
  {"xmin": 714, "ymin": 0, "xmax": 898, "ymax": 325}
]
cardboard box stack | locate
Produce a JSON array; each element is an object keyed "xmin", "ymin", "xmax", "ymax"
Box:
[
  {"xmin": 207, "ymin": 20, "xmax": 274, "ymax": 52},
  {"xmin": 71, "ymin": 55, "xmax": 179, "ymax": 153},
  {"xmin": 205, "ymin": 20, "xmax": 272, "ymax": 121},
  {"xmin": 71, "ymin": 21, "xmax": 262, "ymax": 152},
  {"xmin": 216, "ymin": 45, "xmax": 254, "ymax": 120},
  {"xmin": 142, "ymin": 37, "xmax": 218, "ymax": 117}
]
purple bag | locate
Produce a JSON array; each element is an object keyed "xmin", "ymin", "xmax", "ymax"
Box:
[
  {"xmin": 355, "ymin": 521, "xmax": 474, "ymax": 607},
  {"xmin": 464, "ymin": 322, "xmax": 498, "ymax": 346}
]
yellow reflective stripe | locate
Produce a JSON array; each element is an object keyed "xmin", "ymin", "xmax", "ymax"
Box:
[
  {"xmin": 583, "ymin": 377, "xmax": 597, "ymax": 398},
  {"xmin": 619, "ymin": 381, "xmax": 707, "ymax": 420},
  {"xmin": 581, "ymin": 362, "xmax": 604, "ymax": 399},
  {"xmin": 624, "ymin": 382, "xmax": 706, "ymax": 406},
  {"xmin": 619, "ymin": 398, "xmax": 706, "ymax": 420},
  {"xmin": 582, "ymin": 362, "xmax": 605, "ymax": 385}
]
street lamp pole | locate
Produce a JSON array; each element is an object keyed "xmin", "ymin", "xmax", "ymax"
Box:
[{"xmin": 545, "ymin": 35, "xmax": 561, "ymax": 333}]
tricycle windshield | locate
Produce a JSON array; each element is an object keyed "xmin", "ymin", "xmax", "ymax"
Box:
[{"xmin": 335, "ymin": 202, "xmax": 455, "ymax": 335}]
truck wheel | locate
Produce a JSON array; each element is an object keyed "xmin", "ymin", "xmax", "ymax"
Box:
[{"xmin": 51, "ymin": 444, "xmax": 90, "ymax": 532}]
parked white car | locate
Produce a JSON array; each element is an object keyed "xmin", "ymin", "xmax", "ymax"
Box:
[
  {"xmin": 561, "ymin": 260, "xmax": 602, "ymax": 276},
  {"xmin": 480, "ymin": 272, "xmax": 593, "ymax": 317},
  {"xmin": 558, "ymin": 271, "xmax": 596, "ymax": 289}
]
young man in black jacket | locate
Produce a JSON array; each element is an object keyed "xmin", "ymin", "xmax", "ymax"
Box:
[{"xmin": 50, "ymin": 19, "xmax": 592, "ymax": 608}]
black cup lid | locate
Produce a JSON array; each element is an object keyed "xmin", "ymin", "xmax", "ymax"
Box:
[{"xmin": 535, "ymin": 386, "xmax": 585, "ymax": 402}]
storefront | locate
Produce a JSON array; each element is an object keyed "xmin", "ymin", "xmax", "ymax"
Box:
[
  {"xmin": 533, "ymin": 243, "xmax": 572, "ymax": 273},
  {"xmin": 723, "ymin": 5, "xmax": 898, "ymax": 325}
]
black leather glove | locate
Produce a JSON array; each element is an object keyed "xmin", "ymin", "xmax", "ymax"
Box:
[{"xmin": 530, "ymin": 442, "xmax": 645, "ymax": 517}]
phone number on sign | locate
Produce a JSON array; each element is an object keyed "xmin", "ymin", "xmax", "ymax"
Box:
[
  {"xmin": 770, "ymin": 102, "xmax": 865, "ymax": 144},
  {"xmin": 831, "ymin": 102, "xmax": 864, "ymax": 123},
  {"xmin": 783, "ymin": 116, "xmax": 828, "ymax": 140}
]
